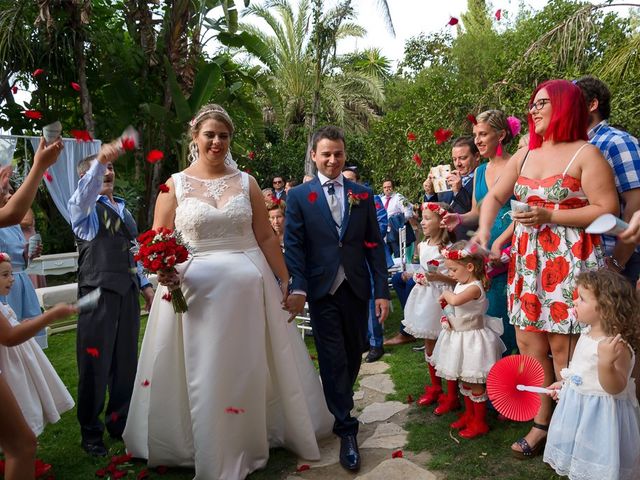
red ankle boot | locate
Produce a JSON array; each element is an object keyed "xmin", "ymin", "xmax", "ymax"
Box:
[
  {"xmin": 417, "ymin": 364, "xmax": 442, "ymax": 406},
  {"xmin": 459, "ymin": 399, "xmax": 489, "ymax": 439},
  {"xmin": 450, "ymin": 395, "xmax": 474, "ymax": 429},
  {"xmin": 433, "ymin": 380, "xmax": 460, "ymax": 416}
]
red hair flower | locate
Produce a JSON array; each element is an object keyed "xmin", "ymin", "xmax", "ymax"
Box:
[
  {"xmin": 70, "ymin": 82, "xmax": 81, "ymax": 91},
  {"xmin": 392, "ymin": 449, "xmax": 404, "ymax": 458},
  {"xmin": 466, "ymin": 114, "xmax": 477, "ymax": 125},
  {"xmin": 71, "ymin": 129, "xmax": 93, "ymax": 142},
  {"xmin": 33, "ymin": 68, "xmax": 45, "ymax": 77},
  {"xmin": 86, "ymin": 347, "xmax": 99, "ymax": 358},
  {"xmin": 407, "ymin": 132, "xmax": 417, "ymax": 142},
  {"xmin": 24, "ymin": 110, "xmax": 43, "ymax": 120},
  {"xmin": 434, "ymin": 128, "xmax": 453, "ymax": 145},
  {"xmin": 307, "ymin": 191, "xmax": 318, "ymax": 204},
  {"xmin": 413, "ymin": 153, "xmax": 422, "ymax": 166},
  {"xmin": 495, "ymin": 9, "xmax": 502, "ymax": 21},
  {"xmin": 147, "ymin": 149, "xmax": 164, "ymax": 163},
  {"xmin": 447, "ymin": 17, "xmax": 459, "ymax": 26},
  {"xmin": 423, "ymin": 202, "xmax": 446, "ymax": 217},
  {"xmin": 158, "ymin": 183, "xmax": 170, "ymax": 193}
]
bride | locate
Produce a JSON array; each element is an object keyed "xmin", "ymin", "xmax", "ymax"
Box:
[{"xmin": 123, "ymin": 104, "xmax": 333, "ymax": 479}]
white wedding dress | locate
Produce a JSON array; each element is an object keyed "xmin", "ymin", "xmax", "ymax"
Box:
[{"xmin": 123, "ymin": 171, "xmax": 333, "ymax": 480}]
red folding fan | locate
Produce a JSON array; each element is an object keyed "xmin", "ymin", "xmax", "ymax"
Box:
[{"xmin": 486, "ymin": 355, "xmax": 550, "ymax": 422}]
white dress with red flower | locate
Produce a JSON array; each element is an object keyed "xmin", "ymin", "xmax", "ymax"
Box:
[
  {"xmin": 0, "ymin": 303, "xmax": 74, "ymax": 435},
  {"xmin": 508, "ymin": 146, "xmax": 604, "ymax": 333},
  {"xmin": 431, "ymin": 281, "xmax": 506, "ymax": 383},
  {"xmin": 402, "ymin": 242, "xmax": 451, "ymax": 340},
  {"xmin": 123, "ymin": 171, "xmax": 333, "ymax": 479}
]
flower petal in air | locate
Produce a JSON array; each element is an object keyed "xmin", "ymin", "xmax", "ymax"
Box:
[
  {"xmin": 413, "ymin": 153, "xmax": 422, "ymax": 166},
  {"xmin": 24, "ymin": 110, "xmax": 43, "ymax": 120},
  {"xmin": 448, "ymin": 17, "xmax": 459, "ymax": 26},
  {"xmin": 43, "ymin": 170, "xmax": 53, "ymax": 182},
  {"xmin": 407, "ymin": 132, "xmax": 416, "ymax": 142},
  {"xmin": 495, "ymin": 9, "xmax": 502, "ymax": 20},
  {"xmin": 307, "ymin": 191, "xmax": 318, "ymax": 204},
  {"xmin": 86, "ymin": 347, "xmax": 100, "ymax": 358},
  {"xmin": 109, "ymin": 412, "xmax": 119, "ymax": 423},
  {"xmin": 466, "ymin": 114, "xmax": 477, "ymax": 125},
  {"xmin": 33, "ymin": 68, "xmax": 45, "ymax": 77},
  {"xmin": 434, "ymin": 128, "xmax": 453, "ymax": 145},
  {"xmin": 158, "ymin": 183, "xmax": 170, "ymax": 193},
  {"xmin": 71, "ymin": 129, "xmax": 93, "ymax": 142},
  {"xmin": 364, "ymin": 241, "xmax": 378, "ymax": 249},
  {"xmin": 121, "ymin": 137, "xmax": 136, "ymax": 151},
  {"xmin": 137, "ymin": 470, "xmax": 150, "ymax": 479},
  {"xmin": 71, "ymin": 82, "xmax": 81, "ymax": 91},
  {"xmin": 146, "ymin": 149, "xmax": 164, "ymax": 163}
]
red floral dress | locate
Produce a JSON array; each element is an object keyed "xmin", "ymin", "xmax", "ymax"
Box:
[{"xmin": 507, "ymin": 148, "xmax": 604, "ymax": 334}]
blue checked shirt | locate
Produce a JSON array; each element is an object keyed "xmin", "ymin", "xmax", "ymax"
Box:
[{"xmin": 588, "ymin": 120, "xmax": 640, "ymax": 254}]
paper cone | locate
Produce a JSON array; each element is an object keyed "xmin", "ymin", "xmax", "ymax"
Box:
[
  {"xmin": 43, "ymin": 121, "xmax": 62, "ymax": 145},
  {"xmin": 585, "ymin": 214, "xmax": 629, "ymax": 236}
]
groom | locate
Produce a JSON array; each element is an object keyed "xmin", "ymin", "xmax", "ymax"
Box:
[{"xmin": 284, "ymin": 126, "xmax": 390, "ymax": 472}]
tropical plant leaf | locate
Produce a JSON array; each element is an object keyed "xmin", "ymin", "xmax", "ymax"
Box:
[
  {"xmin": 188, "ymin": 62, "xmax": 223, "ymax": 111},
  {"xmin": 164, "ymin": 57, "xmax": 192, "ymax": 123}
]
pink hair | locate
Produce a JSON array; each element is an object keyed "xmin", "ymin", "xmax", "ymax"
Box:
[{"xmin": 528, "ymin": 79, "xmax": 588, "ymax": 149}]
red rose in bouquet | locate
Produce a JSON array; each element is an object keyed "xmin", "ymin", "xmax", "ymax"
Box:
[{"xmin": 134, "ymin": 227, "xmax": 191, "ymax": 313}]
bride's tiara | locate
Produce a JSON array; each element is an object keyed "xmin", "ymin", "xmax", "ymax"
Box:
[{"xmin": 189, "ymin": 105, "xmax": 233, "ymax": 128}]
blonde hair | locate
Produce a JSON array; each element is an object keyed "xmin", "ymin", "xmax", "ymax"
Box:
[
  {"xmin": 421, "ymin": 202, "xmax": 454, "ymax": 247},
  {"xmin": 446, "ymin": 240, "xmax": 489, "ymax": 290},
  {"xmin": 187, "ymin": 104, "xmax": 234, "ymax": 164},
  {"xmin": 476, "ymin": 110, "xmax": 513, "ymax": 145},
  {"xmin": 576, "ymin": 270, "xmax": 640, "ymax": 353}
]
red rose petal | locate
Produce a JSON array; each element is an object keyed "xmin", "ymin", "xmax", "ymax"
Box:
[
  {"xmin": 113, "ymin": 470, "xmax": 127, "ymax": 479},
  {"xmin": 307, "ymin": 191, "xmax": 318, "ymax": 204},
  {"xmin": 407, "ymin": 132, "xmax": 416, "ymax": 142},
  {"xmin": 248, "ymin": 151, "xmax": 256, "ymax": 160},
  {"xmin": 71, "ymin": 82, "xmax": 81, "ymax": 91},
  {"xmin": 24, "ymin": 110, "xmax": 43, "ymax": 120},
  {"xmin": 364, "ymin": 241, "xmax": 378, "ymax": 248},
  {"xmin": 121, "ymin": 137, "xmax": 136, "ymax": 151},
  {"xmin": 111, "ymin": 453, "xmax": 132, "ymax": 465},
  {"xmin": 11, "ymin": 86, "xmax": 18, "ymax": 94},
  {"xmin": 296, "ymin": 464, "xmax": 311, "ymax": 472},
  {"xmin": 413, "ymin": 153, "xmax": 422, "ymax": 166},
  {"xmin": 71, "ymin": 129, "xmax": 93, "ymax": 142},
  {"xmin": 158, "ymin": 183, "xmax": 170, "ymax": 193},
  {"xmin": 495, "ymin": 9, "xmax": 502, "ymax": 21},
  {"xmin": 225, "ymin": 406, "xmax": 246, "ymax": 414},
  {"xmin": 434, "ymin": 128, "xmax": 453, "ymax": 145},
  {"xmin": 33, "ymin": 68, "xmax": 45, "ymax": 77},
  {"xmin": 95, "ymin": 467, "xmax": 107, "ymax": 477},
  {"xmin": 137, "ymin": 470, "xmax": 150, "ymax": 480},
  {"xmin": 162, "ymin": 292, "xmax": 172, "ymax": 302},
  {"xmin": 375, "ymin": 201, "xmax": 382, "ymax": 209},
  {"xmin": 146, "ymin": 149, "xmax": 164, "ymax": 163},
  {"xmin": 43, "ymin": 170, "xmax": 53, "ymax": 182},
  {"xmin": 448, "ymin": 17, "xmax": 459, "ymax": 26},
  {"xmin": 142, "ymin": 379, "xmax": 150, "ymax": 387},
  {"xmin": 392, "ymin": 449, "xmax": 404, "ymax": 458},
  {"xmin": 86, "ymin": 347, "xmax": 100, "ymax": 358},
  {"xmin": 466, "ymin": 114, "xmax": 477, "ymax": 125},
  {"xmin": 110, "ymin": 412, "xmax": 119, "ymax": 423}
]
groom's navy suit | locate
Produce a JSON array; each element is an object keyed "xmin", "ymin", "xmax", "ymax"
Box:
[{"xmin": 285, "ymin": 175, "xmax": 390, "ymax": 437}]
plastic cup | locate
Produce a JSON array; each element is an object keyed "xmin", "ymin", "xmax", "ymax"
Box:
[
  {"xmin": 42, "ymin": 121, "xmax": 62, "ymax": 145},
  {"xmin": 585, "ymin": 214, "xmax": 629, "ymax": 236},
  {"xmin": 510, "ymin": 199, "xmax": 531, "ymax": 213},
  {"xmin": 28, "ymin": 234, "xmax": 41, "ymax": 264}
]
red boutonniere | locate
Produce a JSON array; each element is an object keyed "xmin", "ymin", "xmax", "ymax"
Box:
[
  {"xmin": 347, "ymin": 190, "xmax": 369, "ymax": 210},
  {"xmin": 307, "ymin": 191, "xmax": 318, "ymax": 204}
]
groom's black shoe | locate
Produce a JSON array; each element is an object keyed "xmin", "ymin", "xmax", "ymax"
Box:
[
  {"xmin": 339, "ymin": 435, "xmax": 361, "ymax": 471},
  {"xmin": 365, "ymin": 346, "xmax": 384, "ymax": 363},
  {"xmin": 81, "ymin": 439, "xmax": 108, "ymax": 457}
]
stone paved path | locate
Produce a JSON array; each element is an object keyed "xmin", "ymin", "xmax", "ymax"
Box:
[{"xmin": 285, "ymin": 355, "xmax": 441, "ymax": 480}]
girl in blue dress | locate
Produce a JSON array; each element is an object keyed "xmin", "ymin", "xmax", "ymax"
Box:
[{"xmin": 544, "ymin": 269, "xmax": 640, "ymax": 480}]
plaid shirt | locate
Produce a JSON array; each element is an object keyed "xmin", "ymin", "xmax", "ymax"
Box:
[{"xmin": 588, "ymin": 120, "xmax": 640, "ymax": 254}]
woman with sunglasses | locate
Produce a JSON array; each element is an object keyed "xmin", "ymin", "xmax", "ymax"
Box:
[{"xmin": 474, "ymin": 79, "xmax": 618, "ymax": 458}]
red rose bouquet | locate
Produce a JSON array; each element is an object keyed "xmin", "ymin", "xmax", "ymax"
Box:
[{"xmin": 133, "ymin": 227, "xmax": 191, "ymax": 313}]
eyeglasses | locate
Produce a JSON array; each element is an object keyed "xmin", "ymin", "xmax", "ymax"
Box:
[
  {"xmin": 528, "ymin": 98, "xmax": 551, "ymax": 112},
  {"xmin": 273, "ymin": 180, "xmax": 283, "ymax": 184}
]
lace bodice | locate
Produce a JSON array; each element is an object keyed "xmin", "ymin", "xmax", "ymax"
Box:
[{"xmin": 172, "ymin": 171, "xmax": 255, "ymax": 249}]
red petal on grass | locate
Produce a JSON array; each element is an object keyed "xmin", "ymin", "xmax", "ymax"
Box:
[
  {"xmin": 141, "ymin": 379, "xmax": 150, "ymax": 387},
  {"xmin": 162, "ymin": 292, "xmax": 172, "ymax": 302},
  {"xmin": 33, "ymin": 68, "xmax": 45, "ymax": 77},
  {"xmin": 158, "ymin": 183, "xmax": 170, "ymax": 193},
  {"xmin": 495, "ymin": 9, "xmax": 502, "ymax": 20},
  {"xmin": 113, "ymin": 470, "xmax": 127, "ymax": 479},
  {"xmin": 407, "ymin": 132, "xmax": 416, "ymax": 142},
  {"xmin": 11, "ymin": 86, "xmax": 18, "ymax": 94},
  {"xmin": 43, "ymin": 170, "xmax": 53, "ymax": 182},
  {"xmin": 307, "ymin": 191, "xmax": 318, "ymax": 204},
  {"xmin": 364, "ymin": 241, "xmax": 378, "ymax": 248},
  {"xmin": 296, "ymin": 464, "xmax": 311, "ymax": 472},
  {"xmin": 137, "ymin": 470, "xmax": 150, "ymax": 479},
  {"xmin": 95, "ymin": 468, "xmax": 107, "ymax": 477},
  {"xmin": 392, "ymin": 449, "xmax": 404, "ymax": 458},
  {"xmin": 413, "ymin": 153, "xmax": 422, "ymax": 166},
  {"xmin": 24, "ymin": 110, "xmax": 43, "ymax": 120},
  {"xmin": 71, "ymin": 129, "xmax": 93, "ymax": 142},
  {"xmin": 86, "ymin": 347, "xmax": 100, "ymax": 358},
  {"xmin": 146, "ymin": 149, "xmax": 164, "ymax": 163},
  {"xmin": 448, "ymin": 17, "xmax": 459, "ymax": 26},
  {"xmin": 111, "ymin": 453, "xmax": 132, "ymax": 465},
  {"xmin": 466, "ymin": 114, "xmax": 477, "ymax": 125},
  {"xmin": 406, "ymin": 394, "xmax": 414, "ymax": 404},
  {"xmin": 71, "ymin": 82, "xmax": 81, "ymax": 91}
]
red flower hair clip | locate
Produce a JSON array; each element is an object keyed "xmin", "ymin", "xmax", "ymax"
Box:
[
  {"xmin": 0, "ymin": 252, "xmax": 10, "ymax": 263},
  {"xmin": 422, "ymin": 202, "xmax": 447, "ymax": 217},
  {"xmin": 441, "ymin": 247, "xmax": 470, "ymax": 260}
]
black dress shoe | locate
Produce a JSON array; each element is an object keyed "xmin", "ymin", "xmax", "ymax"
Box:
[
  {"xmin": 364, "ymin": 346, "xmax": 384, "ymax": 363},
  {"xmin": 339, "ymin": 435, "xmax": 361, "ymax": 471},
  {"xmin": 81, "ymin": 440, "xmax": 108, "ymax": 457}
]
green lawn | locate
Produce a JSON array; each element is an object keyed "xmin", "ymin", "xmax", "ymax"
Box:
[{"xmin": 8, "ymin": 297, "xmax": 561, "ymax": 479}]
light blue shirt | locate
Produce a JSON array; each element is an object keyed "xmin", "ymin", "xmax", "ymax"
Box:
[{"xmin": 68, "ymin": 160, "xmax": 150, "ymax": 289}]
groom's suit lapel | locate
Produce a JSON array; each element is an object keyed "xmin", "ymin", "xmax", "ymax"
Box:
[
  {"xmin": 339, "ymin": 181, "xmax": 353, "ymax": 240},
  {"xmin": 310, "ymin": 179, "xmax": 339, "ymax": 238}
]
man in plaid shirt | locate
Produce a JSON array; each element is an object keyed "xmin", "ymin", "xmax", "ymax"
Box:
[{"xmin": 577, "ymin": 76, "xmax": 640, "ymax": 284}]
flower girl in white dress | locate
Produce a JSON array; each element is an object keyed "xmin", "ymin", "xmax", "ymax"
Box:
[
  {"xmin": 544, "ymin": 270, "xmax": 640, "ymax": 480},
  {"xmin": 402, "ymin": 203, "xmax": 455, "ymax": 407}
]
